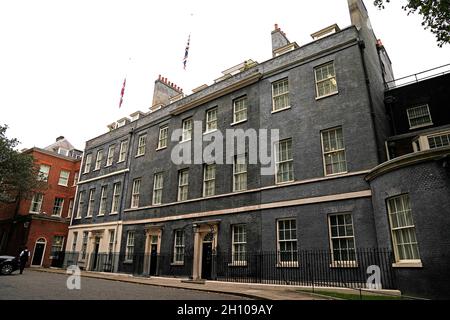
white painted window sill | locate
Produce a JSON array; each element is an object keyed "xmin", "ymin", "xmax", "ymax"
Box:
[
  {"xmin": 231, "ymin": 119, "xmax": 248, "ymax": 126},
  {"xmin": 315, "ymin": 91, "xmax": 339, "ymax": 101},
  {"xmin": 85, "ymin": 216, "xmax": 92, "ymax": 219},
  {"xmin": 109, "ymin": 212, "xmax": 118, "ymax": 215},
  {"xmin": 392, "ymin": 261, "xmax": 423, "ymax": 268},
  {"xmin": 324, "ymin": 171, "xmax": 348, "ymax": 178},
  {"xmin": 135, "ymin": 153, "xmax": 145, "ymax": 158},
  {"xmin": 179, "ymin": 139, "xmax": 192, "ymax": 144},
  {"xmin": 203, "ymin": 129, "xmax": 218, "ymax": 135},
  {"xmin": 97, "ymin": 214, "xmax": 105, "ymax": 217},
  {"xmin": 271, "ymin": 106, "xmax": 291, "ymax": 114},
  {"xmin": 156, "ymin": 146, "xmax": 167, "ymax": 151},
  {"xmin": 171, "ymin": 262, "xmax": 184, "ymax": 266},
  {"xmin": 117, "ymin": 160, "xmax": 125, "ymax": 164},
  {"xmin": 409, "ymin": 123, "xmax": 433, "ymax": 130}
]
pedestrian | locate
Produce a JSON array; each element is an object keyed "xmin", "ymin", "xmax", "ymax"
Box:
[{"xmin": 19, "ymin": 247, "xmax": 30, "ymax": 274}]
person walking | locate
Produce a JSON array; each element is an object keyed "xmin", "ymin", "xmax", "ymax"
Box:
[{"xmin": 19, "ymin": 247, "xmax": 30, "ymax": 274}]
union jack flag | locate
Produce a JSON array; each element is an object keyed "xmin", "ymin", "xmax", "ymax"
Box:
[
  {"xmin": 183, "ymin": 34, "xmax": 190, "ymax": 70},
  {"xmin": 118, "ymin": 77, "xmax": 126, "ymax": 108}
]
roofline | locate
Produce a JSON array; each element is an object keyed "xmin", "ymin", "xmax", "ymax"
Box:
[{"xmin": 23, "ymin": 147, "xmax": 82, "ymax": 163}]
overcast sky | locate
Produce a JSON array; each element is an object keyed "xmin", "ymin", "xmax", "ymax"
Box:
[{"xmin": 1, "ymin": 0, "xmax": 449, "ymax": 151}]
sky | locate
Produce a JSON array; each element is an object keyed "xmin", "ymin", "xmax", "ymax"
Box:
[{"xmin": 1, "ymin": 0, "xmax": 449, "ymax": 151}]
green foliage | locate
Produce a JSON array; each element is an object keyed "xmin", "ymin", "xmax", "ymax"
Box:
[
  {"xmin": 374, "ymin": 0, "xmax": 450, "ymax": 47},
  {"xmin": 0, "ymin": 124, "xmax": 45, "ymax": 203}
]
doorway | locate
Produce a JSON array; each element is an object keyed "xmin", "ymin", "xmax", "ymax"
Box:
[
  {"xmin": 31, "ymin": 238, "xmax": 46, "ymax": 266},
  {"xmin": 91, "ymin": 237, "xmax": 100, "ymax": 270},
  {"xmin": 149, "ymin": 235, "xmax": 158, "ymax": 276},
  {"xmin": 201, "ymin": 233, "xmax": 214, "ymax": 280}
]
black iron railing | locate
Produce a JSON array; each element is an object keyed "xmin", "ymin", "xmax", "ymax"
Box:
[{"xmin": 61, "ymin": 248, "xmax": 397, "ymax": 290}]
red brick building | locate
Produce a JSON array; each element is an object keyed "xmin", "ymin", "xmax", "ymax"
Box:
[{"xmin": 0, "ymin": 137, "xmax": 81, "ymax": 268}]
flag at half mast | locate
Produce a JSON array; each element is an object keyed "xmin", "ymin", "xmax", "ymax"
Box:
[
  {"xmin": 183, "ymin": 34, "xmax": 190, "ymax": 70},
  {"xmin": 118, "ymin": 77, "xmax": 126, "ymax": 108}
]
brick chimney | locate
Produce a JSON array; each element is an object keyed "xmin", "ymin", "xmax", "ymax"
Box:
[
  {"xmin": 271, "ymin": 23, "xmax": 290, "ymax": 57},
  {"xmin": 151, "ymin": 75, "xmax": 183, "ymax": 111}
]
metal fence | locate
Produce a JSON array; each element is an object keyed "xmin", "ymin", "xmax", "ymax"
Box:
[{"xmin": 62, "ymin": 248, "xmax": 397, "ymax": 290}]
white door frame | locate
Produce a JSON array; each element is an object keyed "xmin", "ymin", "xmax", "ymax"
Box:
[{"xmin": 31, "ymin": 237, "xmax": 47, "ymax": 267}]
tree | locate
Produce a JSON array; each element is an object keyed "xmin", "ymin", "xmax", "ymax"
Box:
[
  {"xmin": 374, "ymin": 0, "xmax": 450, "ymax": 47},
  {"xmin": 0, "ymin": 124, "xmax": 44, "ymax": 203}
]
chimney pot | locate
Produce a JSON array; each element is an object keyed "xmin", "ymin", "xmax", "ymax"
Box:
[
  {"xmin": 274, "ymin": 23, "xmax": 278, "ymax": 30},
  {"xmin": 56, "ymin": 136, "xmax": 64, "ymax": 142}
]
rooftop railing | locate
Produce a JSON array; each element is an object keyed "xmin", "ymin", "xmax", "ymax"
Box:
[{"xmin": 386, "ymin": 63, "xmax": 450, "ymax": 90}]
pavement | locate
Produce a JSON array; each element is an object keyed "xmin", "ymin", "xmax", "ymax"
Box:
[
  {"xmin": 30, "ymin": 267, "xmax": 326, "ymax": 300},
  {"xmin": 0, "ymin": 270, "xmax": 247, "ymax": 300}
]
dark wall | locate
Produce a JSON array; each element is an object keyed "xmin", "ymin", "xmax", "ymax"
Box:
[
  {"xmin": 386, "ymin": 73, "xmax": 450, "ymax": 136},
  {"xmin": 369, "ymin": 159, "xmax": 450, "ymax": 299}
]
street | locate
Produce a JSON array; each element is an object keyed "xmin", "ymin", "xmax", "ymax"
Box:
[{"xmin": 0, "ymin": 270, "xmax": 248, "ymax": 300}]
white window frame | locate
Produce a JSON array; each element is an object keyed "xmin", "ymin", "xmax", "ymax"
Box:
[
  {"xmin": 75, "ymin": 191, "xmax": 84, "ymax": 218},
  {"xmin": 111, "ymin": 182, "xmax": 121, "ymax": 214},
  {"xmin": 328, "ymin": 213, "xmax": 357, "ymax": 266},
  {"xmin": 58, "ymin": 170, "xmax": 70, "ymax": 186},
  {"xmin": 233, "ymin": 96, "xmax": 248, "ymax": 124},
  {"xmin": 157, "ymin": 125, "xmax": 169, "ymax": 150},
  {"xmin": 73, "ymin": 172, "xmax": 79, "ymax": 186},
  {"xmin": 272, "ymin": 78, "xmax": 290, "ymax": 112},
  {"xmin": 118, "ymin": 140, "xmax": 128, "ymax": 163},
  {"xmin": 321, "ymin": 127, "xmax": 347, "ymax": 176},
  {"xmin": 86, "ymin": 189, "xmax": 95, "ymax": 217},
  {"xmin": 427, "ymin": 132, "xmax": 450, "ymax": 149},
  {"xmin": 275, "ymin": 138, "xmax": 294, "ymax": 184},
  {"xmin": 52, "ymin": 197, "xmax": 65, "ymax": 216},
  {"xmin": 81, "ymin": 231, "xmax": 88, "ymax": 260},
  {"xmin": 51, "ymin": 236, "xmax": 65, "ymax": 256},
  {"xmin": 232, "ymin": 225, "xmax": 247, "ymax": 265},
  {"xmin": 95, "ymin": 150, "xmax": 103, "ymax": 170},
  {"xmin": 125, "ymin": 231, "xmax": 135, "ymax": 262},
  {"xmin": 38, "ymin": 164, "xmax": 51, "ymax": 181},
  {"xmin": 276, "ymin": 219, "xmax": 298, "ymax": 266},
  {"xmin": 98, "ymin": 186, "xmax": 107, "ymax": 216},
  {"xmin": 233, "ymin": 154, "xmax": 247, "ymax": 192},
  {"xmin": 181, "ymin": 118, "xmax": 193, "ymax": 142},
  {"xmin": 205, "ymin": 108, "xmax": 218, "ymax": 133},
  {"xmin": 106, "ymin": 145, "xmax": 115, "ymax": 166},
  {"xmin": 131, "ymin": 179, "xmax": 141, "ymax": 208},
  {"xmin": 84, "ymin": 154, "xmax": 92, "ymax": 173},
  {"xmin": 387, "ymin": 194, "xmax": 421, "ymax": 264},
  {"xmin": 108, "ymin": 230, "xmax": 115, "ymax": 254},
  {"xmin": 314, "ymin": 61, "xmax": 338, "ymax": 99},
  {"xmin": 177, "ymin": 169, "xmax": 189, "ymax": 201},
  {"xmin": 152, "ymin": 172, "xmax": 164, "ymax": 205},
  {"xmin": 406, "ymin": 104, "xmax": 433, "ymax": 129},
  {"xmin": 29, "ymin": 193, "xmax": 44, "ymax": 213},
  {"xmin": 136, "ymin": 134, "xmax": 147, "ymax": 157},
  {"xmin": 71, "ymin": 232, "xmax": 78, "ymax": 252},
  {"xmin": 68, "ymin": 199, "xmax": 74, "ymax": 218},
  {"xmin": 203, "ymin": 163, "xmax": 216, "ymax": 197},
  {"xmin": 173, "ymin": 230, "xmax": 185, "ymax": 264}
]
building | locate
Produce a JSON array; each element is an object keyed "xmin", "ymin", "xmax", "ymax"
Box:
[
  {"xmin": 65, "ymin": 0, "xmax": 450, "ymax": 299},
  {"xmin": 0, "ymin": 136, "xmax": 81, "ymax": 268}
]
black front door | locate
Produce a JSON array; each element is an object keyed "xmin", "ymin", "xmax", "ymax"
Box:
[
  {"xmin": 31, "ymin": 243, "xmax": 45, "ymax": 266},
  {"xmin": 149, "ymin": 244, "xmax": 158, "ymax": 276},
  {"xmin": 201, "ymin": 242, "xmax": 213, "ymax": 280}
]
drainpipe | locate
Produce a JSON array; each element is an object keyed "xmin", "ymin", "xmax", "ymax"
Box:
[{"xmin": 358, "ymin": 39, "xmax": 381, "ymax": 164}]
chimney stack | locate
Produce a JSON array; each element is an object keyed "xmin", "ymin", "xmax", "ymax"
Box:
[
  {"xmin": 271, "ymin": 23, "xmax": 290, "ymax": 57},
  {"xmin": 151, "ymin": 75, "xmax": 184, "ymax": 111}
]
